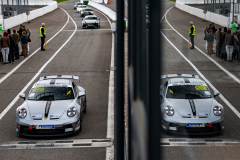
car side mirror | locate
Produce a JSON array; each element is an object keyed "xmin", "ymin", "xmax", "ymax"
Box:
[
  {"xmin": 19, "ymin": 94, "xmax": 26, "ymax": 100},
  {"xmin": 214, "ymin": 91, "xmax": 220, "ymax": 98},
  {"xmin": 78, "ymin": 92, "xmax": 85, "ymax": 99}
]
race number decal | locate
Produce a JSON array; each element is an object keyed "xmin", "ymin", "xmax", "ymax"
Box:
[
  {"xmin": 32, "ymin": 87, "xmax": 44, "ymax": 92},
  {"xmin": 195, "ymin": 86, "xmax": 207, "ymax": 90}
]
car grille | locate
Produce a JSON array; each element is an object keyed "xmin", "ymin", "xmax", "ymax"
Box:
[
  {"xmin": 177, "ymin": 123, "xmax": 221, "ymax": 133},
  {"xmin": 20, "ymin": 124, "xmax": 73, "ymax": 135}
]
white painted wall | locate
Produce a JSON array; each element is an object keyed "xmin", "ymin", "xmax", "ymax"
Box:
[
  {"xmin": 177, "ymin": 0, "xmax": 237, "ymax": 4},
  {"xmin": 176, "ymin": 0, "xmax": 231, "ymax": 28},
  {"xmin": 0, "ymin": 1, "xmax": 57, "ymax": 30}
]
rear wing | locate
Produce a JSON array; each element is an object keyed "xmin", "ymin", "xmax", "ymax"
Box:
[
  {"xmin": 161, "ymin": 74, "xmax": 200, "ymax": 79},
  {"xmin": 38, "ymin": 75, "xmax": 79, "ymax": 81}
]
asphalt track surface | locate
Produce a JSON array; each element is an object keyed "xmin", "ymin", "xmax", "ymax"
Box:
[
  {"xmin": 0, "ymin": 0, "xmax": 112, "ymax": 159},
  {"xmin": 162, "ymin": 0, "xmax": 240, "ymax": 159}
]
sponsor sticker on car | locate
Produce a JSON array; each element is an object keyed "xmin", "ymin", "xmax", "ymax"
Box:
[
  {"xmin": 36, "ymin": 125, "xmax": 55, "ymax": 129},
  {"xmin": 186, "ymin": 123, "xmax": 205, "ymax": 127}
]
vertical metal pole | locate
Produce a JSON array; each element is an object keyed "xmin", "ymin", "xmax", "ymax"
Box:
[
  {"xmin": 1, "ymin": 0, "xmax": 4, "ymax": 31},
  {"xmin": 116, "ymin": 0, "xmax": 124, "ymax": 159},
  {"xmin": 7, "ymin": 0, "xmax": 9, "ymax": 18},
  {"xmin": 211, "ymin": 0, "xmax": 213, "ymax": 12},
  {"xmin": 233, "ymin": 0, "xmax": 235, "ymax": 23},
  {"xmin": 207, "ymin": 0, "xmax": 209, "ymax": 11},
  {"xmin": 24, "ymin": 0, "xmax": 25, "ymax": 13},
  {"xmin": 12, "ymin": 0, "xmax": 13, "ymax": 16},
  {"xmin": 149, "ymin": 0, "xmax": 161, "ymax": 159},
  {"xmin": 223, "ymin": 0, "xmax": 225, "ymax": 15},
  {"xmin": 20, "ymin": 0, "xmax": 22, "ymax": 14},
  {"xmin": 219, "ymin": 0, "xmax": 220, "ymax": 14}
]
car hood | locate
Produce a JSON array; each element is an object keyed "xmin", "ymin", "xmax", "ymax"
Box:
[
  {"xmin": 85, "ymin": 20, "xmax": 98, "ymax": 23},
  {"xmin": 168, "ymin": 98, "xmax": 213, "ymax": 118},
  {"xmin": 27, "ymin": 100, "xmax": 73, "ymax": 119}
]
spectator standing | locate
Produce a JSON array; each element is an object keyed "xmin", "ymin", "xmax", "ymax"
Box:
[
  {"xmin": 40, "ymin": 23, "xmax": 46, "ymax": 51},
  {"xmin": 27, "ymin": 28, "xmax": 31, "ymax": 53},
  {"xmin": 225, "ymin": 29, "xmax": 234, "ymax": 62},
  {"xmin": 204, "ymin": 27, "xmax": 208, "ymax": 52},
  {"xmin": 232, "ymin": 20, "xmax": 238, "ymax": 33},
  {"xmin": 220, "ymin": 27, "xmax": 228, "ymax": 61},
  {"xmin": 206, "ymin": 29, "xmax": 214, "ymax": 56},
  {"xmin": 0, "ymin": 31, "xmax": 10, "ymax": 64},
  {"xmin": 21, "ymin": 31, "xmax": 28, "ymax": 58},
  {"xmin": 233, "ymin": 32, "xmax": 239, "ymax": 60},
  {"xmin": 17, "ymin": 24, "xmax": 23, "ymax": 55},
  {"xmin": 8, "ymin": 34, "xmax": 15, "ymax": 64},
  {"xmin": 12, "ymin": 30, "xmax": 20, "ymax": 60},
  {"xmin": 215, "ymin": 28, "xmax": 222, "ymax": 58},
  {"xmin": 0, "ymin": 24, "xmax": 2, "ymax": 35},
  {"xmin": 0, "ymin": 34, "xmax": 2, "ymax": 63},
  {"xmin": 189, "ymin": 21, "xmax": 195, "ymax": 49},
  {"xmin": 7, "ymin": 29, "xmax": 11, "ymax": 35},
  {"xmin": 212, "ymin": 23, "xmax": 217, "ymax": 34}
]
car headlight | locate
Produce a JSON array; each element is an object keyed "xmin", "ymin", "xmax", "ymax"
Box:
[
  {"xmin": 91, "ymin": 11, "xmax": 93, "ymax": 13},
  {"xmin": 18, "ymin": 108, "xmax": 27, "ymax": 118},
  {"xmin": 83, "ymin": 21, "xmax": 86, "ymax": 23},
  {"xmin": 213, "ymin": 106, "xmax": 221, "ymax": 116},
  {"xmin": 96, "ymin": 21, "xmax": 99, "ymax": 23},
  {"xmin": 164, "ymin": 105, "xmax": 174, "ymax": 116},
  {"xmin": 67, "ymin": 107, "xmax": 77, "ymax": 117}
]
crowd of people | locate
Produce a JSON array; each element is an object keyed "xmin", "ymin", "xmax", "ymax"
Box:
[
  {"xmin": 204, "ymin": 21, "xmax": 240, "ymax": 62},
  {"xmin": 0, "ymin": 24, "xmax": 31, "ymax": 65}
]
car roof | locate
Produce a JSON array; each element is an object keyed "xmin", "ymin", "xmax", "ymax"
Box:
[
  {"xmin": 85, "ymin": 15, "xmax": 97, "ymax": 17},
  {"xmin": 34, "ymin": 79, "xmax": 73, "ymax": 87},
  {"xmin": 168, "ymin": 78, "xmax": 205, "ymax": 85}
]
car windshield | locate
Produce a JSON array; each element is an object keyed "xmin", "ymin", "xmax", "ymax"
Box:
[
  {"xmin": 28, "ymin": 87, "xmax": 74, "ymax": 101},
  {"xmin": 78, "ymin": 6, "xmax": 86, "ymax": 8},
  {"xmin": 85, "ymin": 17, "xmax": 97, "ymax": 19},
  {"xmin": 166, "ymin": 85, "xmax": 212, "ymax": 99},
  {"xmin": 83, "ymin": 9, "xmax": 92, "ymax": 11},
  {"xmin": 76, "ymin": 3, "xmax": 82, "ymax": 5}
]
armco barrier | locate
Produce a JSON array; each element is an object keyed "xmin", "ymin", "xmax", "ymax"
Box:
[
  {"xmin": 0, "ymin": 1, "xmax": 57, "ymax": 30},
  {"xmin": 177, "ymin": 0, "xmax": 236, "ymax": 4},
  {"xmin": 88, "ymin": 1, "xmax": 116, "ymax": 20},
  {"xmin": 175, "ymin": 0, "xmax": 230, "ymax": 27}
]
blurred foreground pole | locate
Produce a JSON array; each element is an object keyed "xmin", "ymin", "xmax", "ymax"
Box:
[
  {"xmin": 116, "ymin": 0, "xmax": 124, "ymax": 159},
  {"xmin": 148, "ymin": 0, "xmax": 161, "ymax": 159}
]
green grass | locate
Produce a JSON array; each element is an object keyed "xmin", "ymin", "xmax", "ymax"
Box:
[
  {"xmin": 56, "ymin": 0, "xmax": 69, "ymax": 3},
  {"xmin": 168, "ymin": 0, "xmax": 176, "ymax": 2}
]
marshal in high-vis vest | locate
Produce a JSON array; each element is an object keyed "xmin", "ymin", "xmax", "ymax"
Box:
[
  {"xmin": 40, "ymin": 23, "xmax": 46, "ymax": 51},
  {"xmin": 189, "ymin": 21, "xmax": 195, "ymax": 49}
]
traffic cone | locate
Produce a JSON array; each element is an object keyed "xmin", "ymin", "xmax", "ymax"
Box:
[
  {"xmin": 107, "ymin": 0, "xmax": 109, "ymax": 4},
  {"xmin": 127, "ymin": 27, "xmax": 128, "ymax": 32}
]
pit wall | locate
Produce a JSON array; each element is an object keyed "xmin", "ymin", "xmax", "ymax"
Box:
[
  {"xmin": 175, "ymin": 0, "xmax": 232, "ymax": 28},
  {"xmin": 0, "ymin": 1, "xmax": 57, "ymax": 30}
]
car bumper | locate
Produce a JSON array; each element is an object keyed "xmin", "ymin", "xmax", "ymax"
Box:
[
  {"xmin": 162, "ymin": 120, "xmax": 224, "ymax": 135},
  {"xmin": 16, "ymin": 120, "xmax": 81, "ymax": 137},
  {"xmin": 82, "ymin": 23, "xmax": 100, "ymax": 28}
]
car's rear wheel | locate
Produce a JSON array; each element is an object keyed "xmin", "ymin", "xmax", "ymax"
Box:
[{"xmin": 84, "ymin": 96, "xmax": 87, "ymax": 114}]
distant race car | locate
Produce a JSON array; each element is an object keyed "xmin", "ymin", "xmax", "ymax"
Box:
[
  {"xmin": 76, "ymin": 5, "xmax": 87, "ymax": 13},
  {"xmin": 82, "ymin": 15, "xmax": 100, "ymax": 29},
  {"xmin": 74, "ymin": 2, "xmax": 83, "ymax": 9},
  {"xmin": 160, "ymin": 74, "xmax": 224, "ymax": 135},
  {"xmin": 16, "ymin": 75, "xmax": 87, "ymax": 137},
  {"xmin": 80, "ymin": 8, "xmax": 93, "ymax": 17}
]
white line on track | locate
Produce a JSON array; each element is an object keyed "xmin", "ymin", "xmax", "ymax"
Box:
[
  {"xmin": 162, "ymin": 6, "xmax": 240, "ymax": 118},
  {"xmin": 165, "ymin": 6, "xmax": 240, "ymax": 86},
  {"xmin": 61, "ymin": 29, "xmax": 111, "ymax": 31},
  {"xmin": 0, "ymin": 10, "xmax": 70, "ymax": 85},
  {"xmin": 161, "ymin": 32, "xmax": 240, "ymax": 118},
  {"xmin": 90, "ymin": 6, "xmax": 115, "ymax": 160},
  {"xmin": 0, "ymin": 7, "xmax": 77, "ymax": 120}
]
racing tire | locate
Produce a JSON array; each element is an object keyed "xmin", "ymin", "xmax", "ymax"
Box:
[
  {"xmin": 79, "ymin": 121, "xmax": 82, "ymax": 132},
  {"xmin": 84, "ymin": 96, "xmax": 87, "ymax": 114}
]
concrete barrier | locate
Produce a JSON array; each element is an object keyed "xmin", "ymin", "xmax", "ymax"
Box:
[
  {"xmin": 88, "ymin": 1, "xmax": 116, "ymax": 20},
  {"xmin": 176, "ymin": 0, "xmax": 230, "ymax": 27},
  {"xmin": 0, "ymin": 1, "xmax": 57, "ymax": 30}
]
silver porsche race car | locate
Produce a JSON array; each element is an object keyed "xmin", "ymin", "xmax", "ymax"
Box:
[
  {"xmin": 80, "ymin": 8, "xmax": 93, "ymax": 17},
  {"xmin": 161, "ymin": 74, "xmax": 224, "ymax": 135},
  {"xmin": 82, "ymin": 15, "xmax": 100, "ymax": 29},
  {"xmin": 16, "ymin": 75, "xmax": 86, "ymax": 137},
  {"xmin": 74, "ymin": 2, "xmax": 83, "ymax": 9}
]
